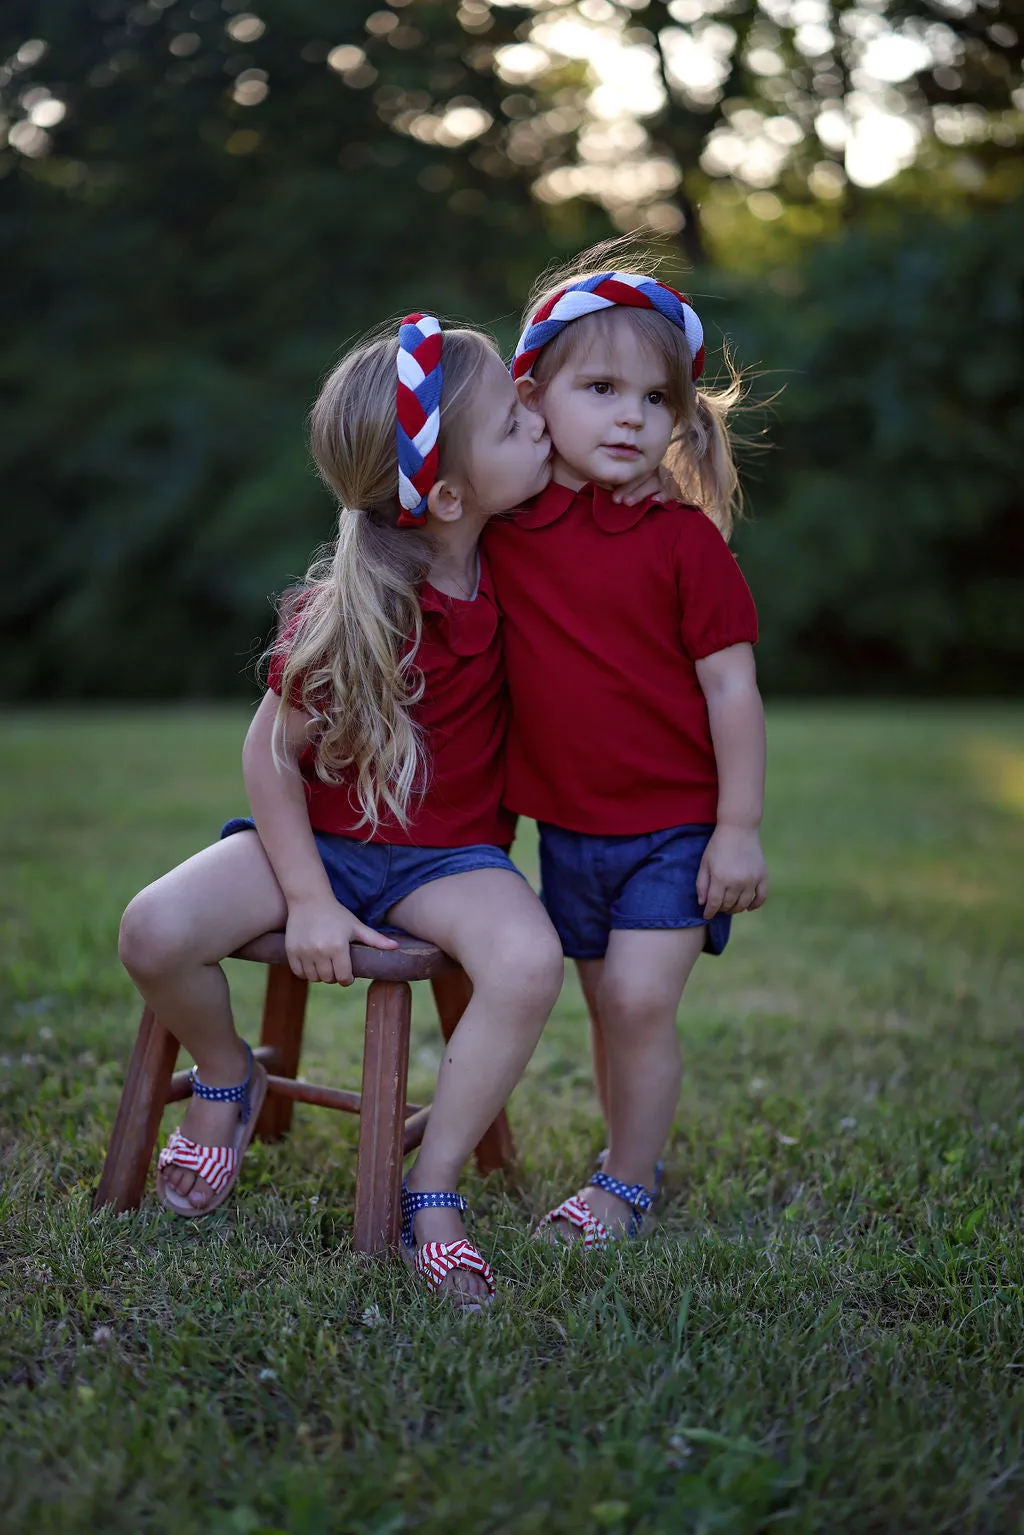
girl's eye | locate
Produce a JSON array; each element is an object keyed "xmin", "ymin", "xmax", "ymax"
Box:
[
  {"xmin": 507, "ymin": 418, "xmax": 519, "ymax": 436},
  {"xmin": 647, "ymin": 391, "xmax": 666, "ymax": 406},
  {"xmin": 590, "ymin": 382, "xmax": 611, "ymax": 395}
]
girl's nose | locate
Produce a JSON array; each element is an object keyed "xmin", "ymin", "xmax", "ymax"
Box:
[{"xmin": 617, "ymin": 397, "xmax": 644, "ymax": 427}]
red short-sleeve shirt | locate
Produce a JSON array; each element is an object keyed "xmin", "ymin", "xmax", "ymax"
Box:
[
  {"xmin": 485, "ymin": 481, "xmax": 758, "ymax": 835},
  {"xmin": 267, "ymin": 554, "xmax": 515, "ymax": 847}
]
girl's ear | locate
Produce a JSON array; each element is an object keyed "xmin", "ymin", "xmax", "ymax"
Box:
[
  {"xmin": 517, "ymin": 377, "xmax": 544, "ymax": 414},
  {"xmin": 426, "ymin": 478, "xmax": 464, "ymax": 524}
]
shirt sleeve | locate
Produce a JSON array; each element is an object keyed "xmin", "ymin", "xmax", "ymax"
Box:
[
  {"xmin": 265, "ymin": 643, "xmax": 287, "ymax": 698},
  {"xmin": 265, "ymin": 598, "xmax": 308, "ymax": 707},
  {"xmin": 674, "ymin": 508, "xmax": 758, "ymax": 661}
]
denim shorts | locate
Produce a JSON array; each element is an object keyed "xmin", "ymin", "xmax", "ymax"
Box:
[
  {"xmin": 221, "ymin": 818, "xmax": 521, "ymax": 929},
  {"xmin": 538, "ymin": 821, "xmax": 731, "ymax": 960}
]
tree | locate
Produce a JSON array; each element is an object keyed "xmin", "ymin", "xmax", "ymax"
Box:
[
  {"xmin": 0, "ymin": 0, "xmax": 606, "ymax": 697},
  {"xmin": 474, "ymin": 0, "xmax": 1023, "ymax": 255}
]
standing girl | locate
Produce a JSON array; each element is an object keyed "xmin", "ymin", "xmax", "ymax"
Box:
[
  {"xmin": 118, "ymin": 315, "xmax": 563, "ymax": 1308},
  {"xmin": 487, "ymin": 252, "xmax": 768, "ymax": 1247}
]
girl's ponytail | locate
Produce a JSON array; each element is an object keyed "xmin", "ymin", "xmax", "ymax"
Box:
[
  {"xmin": 665, "ymin": 365, "xmax": 744, "ymax": 540},
  {"xmin": 268, "ymin": 324, "xmax": 492, "ymax": 833}
]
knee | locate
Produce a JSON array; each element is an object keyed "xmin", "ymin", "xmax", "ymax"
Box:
[
  {"xmin": 118, "ymin": 889, "xmax": 189, "ymax": 982},
  {"xmin": 597, "ymin": 976, "xmax": 678, "ymax": 1041},
  {"xmin": 473, "ymin": 926, "xmax": 564, "ymax": 1014}
]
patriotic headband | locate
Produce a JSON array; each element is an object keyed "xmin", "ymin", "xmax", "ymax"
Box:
[
  {"xmin": 396, "ymin": 312, "xmax": 443, "ymax": 526},
  {"xmin": 512, "ymin": 272, "xmax": 705, "ymax": 385}
]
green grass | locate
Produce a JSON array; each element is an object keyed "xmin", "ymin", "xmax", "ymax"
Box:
[{"xmin": 1, "ymin": 705, "xmax": 1023, "ymax": 1535}]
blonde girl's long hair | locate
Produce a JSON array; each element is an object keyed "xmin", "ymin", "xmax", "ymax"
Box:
[
  {"xmin": 522, "ymin": 237, "xmax": 743, "ymax": 538},
  {"xmin": 268, "ymin": 323, "xmax": 495, "ymax": 833}
]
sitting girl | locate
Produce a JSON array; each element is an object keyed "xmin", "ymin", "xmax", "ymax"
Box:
[
  {"xmin": 487, "ymin": 253, "xmax": 768, "ymax": 1247},
  {"xmin": 118, "ymin": 315, "xmax": 563, "ymax": 1309}
]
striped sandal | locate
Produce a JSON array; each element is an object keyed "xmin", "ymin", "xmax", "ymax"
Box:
[
  {"xmin": 535, "ymin": 1171, "xmax": 655, "ymax": 1252},
  {"xmin": 400, "ymin": 1180, "xmax": 496, "ymax": 1313},
  {"xmin": 156, "ymin": 1042, "xmax": 267, "ymax": 1218}
]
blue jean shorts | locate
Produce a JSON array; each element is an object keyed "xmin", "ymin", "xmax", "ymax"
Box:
[
  {"xmin": 538, "ymin": 821, "xmax": 731, "ymax": 961},
  {"xmin": 221, "ymin": 818, "xmax": 520, "ymax": 929}
]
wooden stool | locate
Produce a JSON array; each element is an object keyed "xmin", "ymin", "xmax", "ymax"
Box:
[{"xmin": 94, "ymin": 933, "xmax": 514, "ymax": 1251}]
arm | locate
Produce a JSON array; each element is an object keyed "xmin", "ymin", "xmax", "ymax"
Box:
[
  {"xmin": 243, "ymin": 690, "xmax": 396, "ymax": 985},
  {"xmin": 693, "ymin": 643, "xmax": 768, "ymax": 920}
]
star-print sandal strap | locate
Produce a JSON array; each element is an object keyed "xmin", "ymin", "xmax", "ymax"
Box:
[
  {"xmin": 595, "ymin": 1147, "xmax": 664, "ymax": 1197},
  {"xmin": 188, "ymin": 1041, "xmax": 256, "ymax": 1123},
  {"xmin": 586, "ymin": 1170, "xmax": 654, "ymax": 1238},
  {"xmin": 400, "ymin": 1181, "xmax": 468, "ymax": 1251},
  {"xmin": 535, "ymin": 1192, "xmax": 611, "ymax": 1251}
]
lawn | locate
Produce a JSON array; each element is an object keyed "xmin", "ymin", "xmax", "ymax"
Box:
[{"xmin": 1, "ymin": 705, "xmax": 1022, "ymax": 1535}]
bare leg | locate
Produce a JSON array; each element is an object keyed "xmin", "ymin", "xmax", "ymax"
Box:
[
  {"xmin": 387, "ymin": 869, "xmax": 563, "ymax": 1303},
  {"xmin": 118, "ymin": 830, "xmax": 288, "ymax": 1208},
  {"xmin": 549, "ymin": 927, "xmax": 706, "ymax": 1240},
  {"xmin": 577, "ymin": 962, "xmax": 611, "ymax": 1124}
]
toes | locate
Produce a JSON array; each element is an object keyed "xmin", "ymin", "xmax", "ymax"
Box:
[
  {"xmin": 543, "ymin": 1218, "xmax": 574, "ymax": 1245},
  {"xmin": 188, "ymin": 1179, "xmax": 212, "ymax": 1209},
  {"xmin": 446, "ymin": 1271, "xmax": 490, "ymax": 1308}
]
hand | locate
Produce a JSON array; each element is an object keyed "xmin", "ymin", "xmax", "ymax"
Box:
[
  {"xmin": 284, "ymin": 896, "xmax": 397, "ymax": 985},
  {"xmin": 612, "ymin": 462, "xmax": 684, "ymax": 506},
  {"xmin": 696, "ymin": 825, "xmax": 768, "ymax": 920}
]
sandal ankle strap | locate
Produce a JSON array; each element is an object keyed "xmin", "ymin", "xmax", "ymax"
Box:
[
  {"xmin": 587, "ymin": 1170, "xmax": 653, "ymax": 1215},
  {"xmin": 401, "ymin": 1180, "xmax": 469, "ymax": 1250},
  {"xmin": 189, "ymin": 1042, "xmax": 255, "ymax": 1124},
  {"xmin": 596, "ymin": 1148, "xmax": 664, "ymax": 1197}
]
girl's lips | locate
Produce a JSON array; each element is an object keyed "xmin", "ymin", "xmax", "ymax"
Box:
[{"xmin": 602, "ymin": 443, "xmax": 641, "ymax": 456}]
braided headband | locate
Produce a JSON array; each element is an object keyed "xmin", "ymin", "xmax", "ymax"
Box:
[
  {"xmin": 396, "ymin": 312, "xmax": 443, "ymax": 526},
  {"xmin": 512, "ymin": 272, "xmax": 705, "ymax": 385}
]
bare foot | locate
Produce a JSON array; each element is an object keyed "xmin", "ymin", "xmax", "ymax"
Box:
[
  {"xmin": 162, "ymin": 1041, "xmax": 251, "ymax": 1209},
  {"xmin": 407, "ymin": 1203, "xmax": 492, "ymax": 1308}
]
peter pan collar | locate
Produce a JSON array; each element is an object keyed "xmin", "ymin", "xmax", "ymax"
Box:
[
  {"xmin": 419, "ymin": 558, "xmax": 498, "ymax": 656},
  {"xmin": 503, "ymin": 479, "xmax": 658, "ymax": 534}
]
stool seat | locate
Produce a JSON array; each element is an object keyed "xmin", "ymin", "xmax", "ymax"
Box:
[
  {"xmin": 95, "ymin": 929, "xmax": 513, "ymax": 1249},
  {"xmin": 232, "ymin": 931, "xmax": 460, "ymax": 982}
]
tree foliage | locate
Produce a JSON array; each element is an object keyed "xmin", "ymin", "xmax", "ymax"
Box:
[
  {"xmin": 0, "ymin": 0, "xmax": 1020, "ymax": 696},
  {"xmin": 723, "ymin": 199, "xmax": 1024, "ymax": 692}
]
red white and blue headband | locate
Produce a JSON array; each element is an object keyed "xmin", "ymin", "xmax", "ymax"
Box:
[
  {"xmin": 512, "ymin": 272, "xmax": 705, "ymax": 384},
  {"xmin": 396, "ymin": 312, "xmax": 443, "ymax": 526}
]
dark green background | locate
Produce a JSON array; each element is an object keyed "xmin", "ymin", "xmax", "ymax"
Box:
[{"xmin": 2, "ymin": 0, "xmax": 1021, "ymax": 698}]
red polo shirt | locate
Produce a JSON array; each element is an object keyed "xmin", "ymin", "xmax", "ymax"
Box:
[
  {"xmin": 267, "ymin": 554, "xmax": 515, "ymax": 847},
  {"xmin": 486, "ymin": 481, "xmax": 758, "ymax": 835}
]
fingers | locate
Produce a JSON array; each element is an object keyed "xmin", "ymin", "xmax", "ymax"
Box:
[
  {"xmin": 713, "ymin": 879, "xmax": 769, "ymax": 916},
  {"xmin": 696, "ymin": 857, "xmax": 710, "ymax": 907},
  {"xmin": 287, "ymin": 948, "xmax": 354, "ymax": 985},
  {"xmin": 353, "ymin": 924, "xmax": 399, "ymax": 951},
  {"xmin": 702, "ymin": 877, "xmax": 725, "ymax": 920}
]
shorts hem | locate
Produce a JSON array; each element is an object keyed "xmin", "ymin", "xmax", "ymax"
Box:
[
  {"xmin": 367, "ymin": 853, "xmax": 522, "ymax": 926},
  {"xmin": 610, "ymin": 917, "xmax": 708, "ymax": 931}
]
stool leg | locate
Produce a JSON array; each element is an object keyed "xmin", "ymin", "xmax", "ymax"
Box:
[
  {"xmin": 431, "ymin": 970, "xmax": 515, "ymax": 1176},
  {"xmin": 94, "ymin": 1006, "xmax": 179, "ymax": 1212},
  {"xmin": 354, "ymin": 980, "xmax": 411, "ymax": 1253},
  {"xmin": 255, "ymin": 964, "xmax": 309, "ymax": 1142}
]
